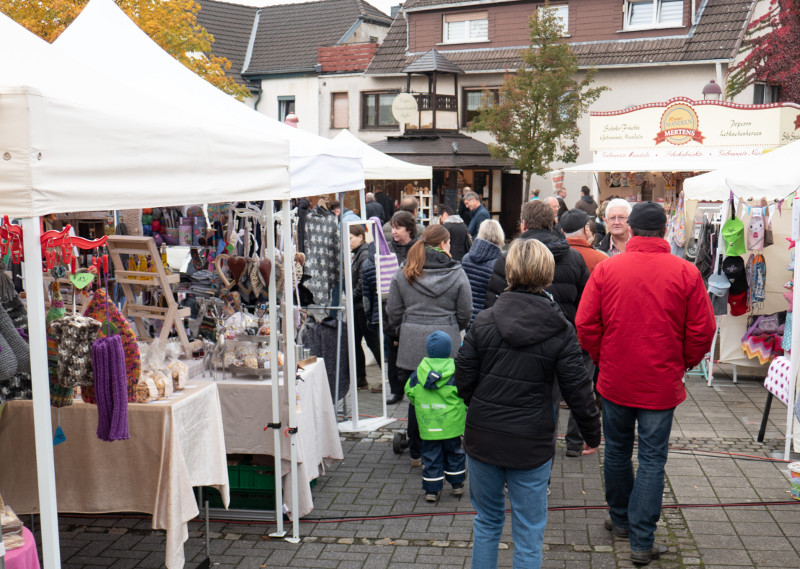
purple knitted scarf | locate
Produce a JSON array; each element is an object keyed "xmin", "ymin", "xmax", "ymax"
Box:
[{"xmin": 91, "ymin": 267, "xmax": 129, "ymax": 442}]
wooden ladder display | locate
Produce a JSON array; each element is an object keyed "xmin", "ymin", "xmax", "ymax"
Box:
[{"xmin": 106, "ymin": 235, "xmax": 192, "ymax": 355}]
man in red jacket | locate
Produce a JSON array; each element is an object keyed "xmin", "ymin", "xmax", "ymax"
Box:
[{"xmin": 576, "ymin": 201, "xmax": 715, "ymax": 566}]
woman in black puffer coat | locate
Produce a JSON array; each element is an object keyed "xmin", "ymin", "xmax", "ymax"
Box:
[
  {"xmin": 455, "ymin": 238, "xmax": 600, "ymax": 569},
  {"xmin": 350, "ymin": 224, "xmax": 381, "ymax": 390}
]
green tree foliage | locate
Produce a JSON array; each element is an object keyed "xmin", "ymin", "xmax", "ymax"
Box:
[
  {"xmin": 726, "ymin": 0, "xmax": 800, "ymax": 103},
  {"xmin": 469, "ymin": 4, "xmax": 607, "ymax": 198},
  {"xmin": 1, "ymin": 0, "xmax": 251, "ymax": 100}
]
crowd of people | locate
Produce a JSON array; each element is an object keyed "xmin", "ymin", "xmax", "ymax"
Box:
[{"xmin": 348, "ymin": 186, "xmax": 716, "ymax": 569}]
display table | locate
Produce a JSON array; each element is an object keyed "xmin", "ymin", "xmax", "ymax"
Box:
[
  {"xmin": 5, "ymin": 527, "xmax": 41, "ymax": 569},
  {"xmin": 212, "ymin": 359, "xmax": 343, "ymax": 516},
  {"xmin": 0, "ymin": 382, "xmax": 229, "ymax": 569}
]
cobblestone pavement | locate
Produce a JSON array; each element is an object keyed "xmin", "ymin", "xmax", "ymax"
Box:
[{"xmin": 35, "ymin": 364, "xmax": 800, "ymax": 568}]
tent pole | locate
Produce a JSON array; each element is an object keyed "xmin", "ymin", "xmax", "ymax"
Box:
[
  {"xmin": 21, "ymin": 216, "xmax": 61, "ymax": 569},
  {"xmin": 265, "ymin": 204, "xmax": 284, "ymax": 537},
  {"xmin": 786, "ymin": 226, "xmax": 800, "ymax": 460},
  {"xmin": 281, "ymin": 201, "xmax": 300, "ymax": 542}
]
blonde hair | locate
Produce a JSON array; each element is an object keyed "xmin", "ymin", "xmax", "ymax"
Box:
[
  {"xmin": 505, "ymin": 238, "xmax": 554, "ymax": 294},
  {"xmin": 477, "ymin": 219, "xmax": 505, "ymax": 248}
]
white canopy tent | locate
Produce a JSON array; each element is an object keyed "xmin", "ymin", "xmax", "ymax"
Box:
[
  {"xmin": 0, "ymin": 13, "xmax": 294, "ymax": 569},
  {"xmin": 683, "ymin": 140, "xmax": 800, "ymax": 201},
  {"xmin": 333, "ymin": 129, "xmax": 432, "ymax": 182},
  {"xmin": 54, "ymin": 0, "xmax": 364, "ymax": 198}
]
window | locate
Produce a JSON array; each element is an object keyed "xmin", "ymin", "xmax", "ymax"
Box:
[
  {"xmin": 361, "ymin": 92, "xmax": 399, "ymax": 128},
  {"xmin": 625, "ymin": 0, "xmax": 683, "ymax": 29},
  {"xmin": 331, "ymin": 93, "xmax": 349, "ymax": 129},
  {"xmin": 278, "ymin": 96, "xmax": 295, "ymax": 122},
  {"xmin": 463, "ymin": 88, "xmax": 500, "ymax": 126},
  {"xmin": 754, "ymin": 83, "xmax": 780, "ymax": 104},
  {"xmin": 540, "ymin": 4, "xmax": 569, "ymax": 35},
  {"xmin": 443, "ymin": 11, "xmax": 488, "ymax": 43}
]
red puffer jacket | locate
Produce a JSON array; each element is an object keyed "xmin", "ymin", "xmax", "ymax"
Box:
[{"xmin": 576, "ymin": 237, "xmax": 716, "ymax": 410}]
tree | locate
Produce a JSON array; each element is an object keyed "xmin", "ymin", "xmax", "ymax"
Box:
[
  {"xmin": 1, "ymin": 0, "xmax": 251, "ymax": 100},
  {"xmin": 469, "ymin": 4, "xmax": 606, "ymax": 200},
  {"xmin": 727, "ymin": 0, "xmax": 800, "ymax": 103}
]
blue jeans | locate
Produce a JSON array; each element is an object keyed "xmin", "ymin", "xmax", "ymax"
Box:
[
  {"xmin": 601, "ymin": 397, "xmax": 674, "ymax": 552},
  {"xmin": 468, "ymin": 456, "xmax": 551, "ymax": 569},
  {"xmin": 421, "ymin": 437, "xmax": 466, "ymax": 493}
]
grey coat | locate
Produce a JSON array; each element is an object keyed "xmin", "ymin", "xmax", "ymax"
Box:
[{"xmin": 386, "ymin": 248, "xmax": 472, "ymax": 370}]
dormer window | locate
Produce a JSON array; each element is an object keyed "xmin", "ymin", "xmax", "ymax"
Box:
[
  {"xmin": 443, "ymin": 11, "xmax": 488, "ymax": 44},
  {"xmin": 625, "ymin": 0, "xmax": 683, "ymax": 30}
]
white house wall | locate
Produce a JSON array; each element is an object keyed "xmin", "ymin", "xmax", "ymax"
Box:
[{"xmin": 256, "ymin": 75, "xmax": 321, "ymax": 134}]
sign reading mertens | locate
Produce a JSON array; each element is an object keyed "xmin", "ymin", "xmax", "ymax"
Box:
[{"xmin": 590, "ymin": 97, "xmax": 800, "ymax": 151}]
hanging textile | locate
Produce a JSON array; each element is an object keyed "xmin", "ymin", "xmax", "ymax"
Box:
[
  {"xmin": 82, "ymin": 288, "xmax": 141, "ymax": 404},
  {"xmin": 304, "ymin": 318, "xmax": 350, "ymax": 402},
  {"xmin": 747, "ymin": 253, "xmax": 767, "ymax": 310},
  {"xmin": 304, "ymin": 206, "xmax": 340, "ymax": 306},
  {"xmin": 0, "ymin": 262, "xmax": 31, "ymax": 404}
]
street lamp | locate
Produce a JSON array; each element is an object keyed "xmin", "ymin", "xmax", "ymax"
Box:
[{"xmin": 702, "ymin": 79, "xmax": 722, "ymax": 101}]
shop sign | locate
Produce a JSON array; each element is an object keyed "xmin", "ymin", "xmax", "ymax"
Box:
[
  {"xmin": 654, "ymin": 103, "xmax": 704, "ymax": 145},
  {"xmin": 590, "ymin": 97, "xmax": 800, "ymax": 151}
]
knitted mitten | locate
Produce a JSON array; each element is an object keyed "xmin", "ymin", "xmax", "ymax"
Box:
[{"xmin": 50, "ymin": 315, "xmax": 102, "ymax": 388}]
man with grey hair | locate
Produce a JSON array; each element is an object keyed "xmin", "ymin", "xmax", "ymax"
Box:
[
  {"xmin": 464, "ymin": 191, "xmax": 490, "ymax": 239},
  {"xmin": 596, "ymin": 198, "xmax": 632, "ymax": 255},
  {"xmin": 365, "ymin": 191, "xmax": 385, "ymax": 222}
]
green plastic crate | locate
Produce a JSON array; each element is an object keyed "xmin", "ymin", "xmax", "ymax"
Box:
[
  {"xmin": 205, "ymin": 488, "xmax": 275, "ymax": 510},
  {"xmin": 229, "ymin": 464, "xmax": 276, "ymax": 492}
]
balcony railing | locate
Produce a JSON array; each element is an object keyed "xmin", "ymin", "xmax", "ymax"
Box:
[{"xmin": 414, "ymin": 93, "xmax": 458, "ymax": 112}]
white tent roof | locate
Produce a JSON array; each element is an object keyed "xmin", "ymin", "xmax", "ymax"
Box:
[
  {"xmin": 54, "ymin": 0, "xmax": 363, "ymax": 198},
  {"xmin": 333, "ymin": 130, "xmax": 432, "ymax": 181},
  {"xmin": 0, "ymin": 11, "xmax": 291, "ymax": 218},
  {"xmin": 683, "ymin": 141, "xmax": 800, "ymax": 201}
]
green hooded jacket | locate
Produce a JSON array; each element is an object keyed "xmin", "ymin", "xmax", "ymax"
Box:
[{"xmin": 404, "ymin": 357, "xmax": 466, "ymax": 440}]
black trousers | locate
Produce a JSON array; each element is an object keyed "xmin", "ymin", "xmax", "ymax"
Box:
[
  {"xmin": 397, "ymin": 368, "xmax": 422, "ymax": 460},
  {"xmin": 353, "ymin": 306, "xmax": 381, "ymax": 382}
]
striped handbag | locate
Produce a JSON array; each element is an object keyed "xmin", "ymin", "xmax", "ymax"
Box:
[{"xmin": 369, "ymin": 216, "xmax": 399, "ymax": 296}]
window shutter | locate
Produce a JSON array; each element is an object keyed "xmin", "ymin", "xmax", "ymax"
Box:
[
  {"xmin": 332, "ymin": 93, "xmax": 349, "ymax": 129},
  {"xmin": 658, "ymin": 0, "xmax": 683, "ymax": 25}
]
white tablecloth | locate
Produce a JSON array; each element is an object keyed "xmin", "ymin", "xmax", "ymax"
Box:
[
  {"xmin": 0, "ymin": 382, "xmax": 229, "ymax": 569},
  {"xmin": 212, "ymin": 359, "xmax": 343, "ymax": 515}
]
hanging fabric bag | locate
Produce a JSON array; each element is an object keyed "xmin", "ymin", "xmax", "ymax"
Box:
[{"xmin": 369, "ymin": 216, "xmax": 399, "ymax": 295}]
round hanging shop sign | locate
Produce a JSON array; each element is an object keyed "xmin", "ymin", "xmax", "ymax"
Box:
[
  {"xmin": 655, "ymin": 103, "xmax": 705, "ymax": 145},
  {"xmin": 392, "ymin": 93, "xmax": 419, "ymax": 124}
]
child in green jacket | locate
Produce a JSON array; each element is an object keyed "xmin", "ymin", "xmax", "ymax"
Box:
[{"xmin": 405, "ymin": 331, "xmax": 467, "ymax": 502}]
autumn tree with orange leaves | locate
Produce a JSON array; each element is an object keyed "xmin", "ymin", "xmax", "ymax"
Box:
[{"xmin": 1, "ymin": 0, "xmax": 251, "ymax": 100}]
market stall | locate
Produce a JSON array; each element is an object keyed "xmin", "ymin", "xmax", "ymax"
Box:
[
  {"xmin": 0, "ymin": 13, "xmax": 293, "ymax": 569},
  {"xmin": 54, "ymin": 0, "xmax": 367, "ymax": 542}
]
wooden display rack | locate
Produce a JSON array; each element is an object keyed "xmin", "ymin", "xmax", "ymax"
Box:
[{"xmin": 106, "ymin": 235, "xmax": 192, "ymax": 355}]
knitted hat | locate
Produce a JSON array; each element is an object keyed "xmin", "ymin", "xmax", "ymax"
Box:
[
  {"xmin": 560, "ymin": 209, "xmax": 590, "ymax": 234},
  {"xmin": 722, "ymin": 256, "xmax": 748, "ymax": 295},
  {"xmin": 0, "ymin": 331, "xmax": 18, "ymax": 386},
  {"xmin": 426, "ymin": 331, "xmax": 452, "ymax": 359},
  {"xmin": 721, "ymin": 218, "xmax": 746, "ymax": 256},
  {"xmin": 629, "ymin": 202, "xmax": 667, "ymax": 230},
  {"xmin": 728, "ymin": 290, "xmax": 748, "ymax": 317}
]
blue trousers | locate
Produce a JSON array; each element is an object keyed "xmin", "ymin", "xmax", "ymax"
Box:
[
  {"xmin": 421, "ymin": 437, "xmax": 466, "ymax": 492},
  {"xmin": 601, "ymin": 397, "xmax": 675, "ymax": 552},
  {"xmin": 468, "ymin": 456, "xmax": 551, "ymax": 569}
]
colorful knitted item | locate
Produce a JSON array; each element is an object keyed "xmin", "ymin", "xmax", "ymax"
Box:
[
  {"xmin": 92, "ymin": 335, "xmax": 130, "ymax": 441},
  {"xmin": 747, "ymin": 253, "xmax": 766, "ymax": 310},
  {"xmin": 46, "ymin": 282, "xmax": 73, "ymax": 408},
  {"xmin": 82, "ymin": 288, "xmax": 141, "ymax": 404},
  {"xmin": 742, "ymin": 333, "xmax": 783, "ymax": 365},
  {"xmin": 50, "ymin": 315, "xmax": 102, "ymax": 388},
  {"xmin": 0, "ymin": 305, "xmax": 29, "ymax": 375}
]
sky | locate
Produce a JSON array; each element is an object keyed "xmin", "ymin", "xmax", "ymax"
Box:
[{"xmin": 210, "ymin": 0, "xmax": 400, "ymax": 16}]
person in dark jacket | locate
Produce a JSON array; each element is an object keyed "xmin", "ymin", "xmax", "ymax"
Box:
[
  {"xmin": 456, "ymin": 238, "xmax": 600, "ymax": 569},
  {"xmin": 387, "ymin": 224, "xmax": 472, "ymax": 464},
  {"xmin": 362, "ymin": 211, "xmax": 419, "ymax": 403},
  {"xmin": 365, "ymin": 192, "xmax": 385, "ymax": 224},
  {"xmin": 574, "ymin": 186, "xmax": 599, "ymax": 217},
  {"xmin": 439, "ymin": 205, "xmax": 471, "ymax": 261},
  {"xmin": 464, "ymin": 191, "xmax": 490, "ymax": 239},
  {"xmin": 461, "ymin": 219, "xmax": 504, "ymax": 324},
  {"xmin": 458, "ymin": 188, "xmax": 473, "ymax": 226},
  {"xmin": 350, "ymin": 224, "xmax": 381, "ymax": 390},
  {"xmin": 484, "ymin": 200, "xmax": 589, "ymax": 324},
  {"xmin": 374, "ymin": 188, "xmax": 394, "ymax": 223}
]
